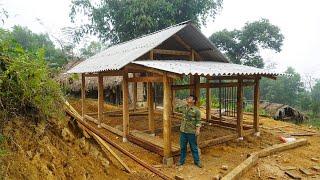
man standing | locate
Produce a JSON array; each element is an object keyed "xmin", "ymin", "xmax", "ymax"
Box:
[{"xmin": 178, "ymin": 95, "xmax": 202, "ymax": 168}]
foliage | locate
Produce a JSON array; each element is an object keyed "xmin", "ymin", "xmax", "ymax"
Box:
[
  {"xmin": 209, "ymin": 19, "xmax": 284, "ymax": 68},
  {"xmin": 80, "ymin": 41, "xmax": 104, "ymax": 58},
  {"xmin": 0, "ymin": 134, "xmax": 6, "ymax": 157},
  {"xmin": 0, "ymin": 29, "xmax": 64, "ymax": 121},
  {"xmin": 260, "ymin": 67, "xmax": 304, "ymax": 106},
  {"xmin": 311, "ymin": 80, "xmax": 320, "ymax": 116},
  {"xmin": 6, "ymin": 26, "xmax": 68, "ymax": 67},
  {"xmin": 70, "ymin": 0, "xmax": 223, "ymax": 43}
]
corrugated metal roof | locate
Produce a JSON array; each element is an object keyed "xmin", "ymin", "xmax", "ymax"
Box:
[
  {"xmin": 67, "ymin": 22, "xmax": 229, "ymax": 74},
  {"xmin": 133, "ymin": 60, "xmax": 283, "ymax": 76}
]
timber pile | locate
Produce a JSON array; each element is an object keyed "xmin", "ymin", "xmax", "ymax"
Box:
[
  {"xmin": 221, "ymin": 139, "xmax": 308, "ymax": 180},
  {"xmin": 64, "ymin": 101, "xmax": 173, "ymax": 180}
]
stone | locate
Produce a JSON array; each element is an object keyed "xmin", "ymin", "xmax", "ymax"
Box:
[
  {"xmin": 299, "ymin": 168, "xmax": 314, "ymax": 176},
  {"xmin": 311, "ymin": 166, "xmax": 320, "ymax": 172},
  {"xmin": 285, "ymin": 171, "xmax": 302, "ymax": 179},
  {"xmin": 311, "ymin": 157, "xmax": 319, "ymax": 162},
  {"xmin": 212, "ymin": 175, "xmax": 222, "ymax": 180},
  {"xmin": 175, "ymin": 175, "xmax": 184, "ymax": 180},
  {"xmin": 221, "ymin": 165, "xmax": 228, "ymax": 170}
]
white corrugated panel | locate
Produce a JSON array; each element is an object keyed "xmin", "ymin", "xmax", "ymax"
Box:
[
  {"xmin": 67, "ymin": 24, "xmax": 188, "ymax": 74},
  {"xmin": 133, "ymin": 60, "xmax": 283, "ymax": 76}
]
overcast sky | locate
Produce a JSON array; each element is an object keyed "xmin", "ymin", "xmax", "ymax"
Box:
[{"xmin": 1, "ymin": 0, "xmax": 320, "ymax": 79}]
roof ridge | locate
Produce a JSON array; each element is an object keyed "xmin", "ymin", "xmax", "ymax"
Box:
[{"xmin": 105, "ymin": 21, "xmax": 191, "ymax": 49}]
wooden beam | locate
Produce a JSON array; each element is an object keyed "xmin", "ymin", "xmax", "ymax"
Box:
[
  {"xmin": 153, "ymin": 49, "xmax": 191, "ymax": 56},
  {"xmin": 173, "ymin": 34, "xmax": 202, "ymax": 60},
  {"xmin": 85, "ymin": 71, "xmax": 123, "ymax": 77},
  {"xmin": 147, "ymin": 82, "xmax": 155, "ymax": 134},
  {"xmin": 81, "ymin": 74, "xmax": 86, "ymax": 117},
  {"xmin": 122, "ymin": 70, "xmax": 129, "ymax": 142},
  {"xmin": 126, "ymin": 63, "xmax": 181, "ymax": 79},
  {"xmin": 133, "ymin": 73, "xmax": 137, "ymax": 111},
  {"xmin": 194, "ymin": 75, "xmax": 200, "ymax": 107},
  {"xmin": 162, "ymin": 73, "xmax": 173, "ymax": 165},
  {"xmin": 171, "ymin": 89, "xmax": 176, "ymax": 115},
  {"xmin": 127, "ymin": 76, "xmax": 163, "ymax": 83},
  {"xmin": 206, "ymin": 79, "xmax": 211, "ymax": 121},
  {"xmin": 171, "ymin": 82, "xmax": 255, "ymax": 90},
  {"xmin": 253, "ymin": 77, "xmax": 260, "ymax": 133},
  {"xmin": 237, "ymin": 78, "xmax": 244, "ymax": 137},
  {"xmin": 98, "ymin": 73, "xmax": 104, "ymax": 127}
]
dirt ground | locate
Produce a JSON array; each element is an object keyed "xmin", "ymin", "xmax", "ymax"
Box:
[
  {"xmin": 3, "ymin": 97, "xmax": 319, "ymax": 179},
  {"xmin": 68, "ymin": 98, "xmax": 320, "ymax": 179}
]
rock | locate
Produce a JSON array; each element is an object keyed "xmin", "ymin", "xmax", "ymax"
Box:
[
  {"xmin": 299, "ymin": 168, "xmax": 314, "ymax": 176},
  {"xmin": 26, "ymin": 150, "xmax": 33, "ymax": 158},
  {"xmin": 280, "ymin": 166, "xmax": 297, "ymax": 171},
  {"xmin": 311, "ymin": 166, "xmax": 320, "ymax": 172},
  {"xmin": 285, "ymin": 170, "xmax": 302, "ymax": 179},
  {"xmin": 212, "ymin": 175, "xmax": 222, "ymax": 180},
  {"xmin": 311, "ymin": 157, "xmax": 319, "ymax": 162},
  {"xmin": 61, "ymin": 128, "xmax": 75, "ymax": 142},
  {"xmin": 221, "ymin": 165, "xmax": 228, "ymax": 170},
  {"xmin": 175, "ymin": 175, "xmax": 184, "ymax": 180},
  {"xmin": 268, "ymin": 176, "xmax": 277, "ymax": 179}
]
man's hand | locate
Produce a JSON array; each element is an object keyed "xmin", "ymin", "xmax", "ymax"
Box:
[{"xmin": 196, "ymin": 127, "xmax": 200, "ymax": 136}]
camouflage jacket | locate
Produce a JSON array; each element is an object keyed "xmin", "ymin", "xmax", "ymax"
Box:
[{"xmin": 180, "ymin": 105, "xmax": 201, "ymax": 134}]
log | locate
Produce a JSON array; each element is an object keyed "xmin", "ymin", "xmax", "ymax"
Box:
[
  {"xmin": 122, "ymin": 71, "xmax": 129, "ymax": 141},
  {"xmin": 253, "ymin": 77, "xmax": 260, "ymax": 132},
  {"xmin": 163, "ymin": 73, "xmax": 173, "ymax": 164},
  {"xmin": 221, "ymin": 139, "xmax": 308, "ymax": 180}
]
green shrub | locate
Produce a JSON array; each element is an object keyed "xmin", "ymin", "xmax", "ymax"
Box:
[
  {"xmin": 0, "ymin": 29, "xmax": 64, "ymax": 121},
  {"xmin": 0, "ymin": 134, "xmax": 6, "ymax": 157}
]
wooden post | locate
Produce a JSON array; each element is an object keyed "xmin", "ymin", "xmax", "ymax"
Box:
[
  {"xmin": 237, "ymin": 77, "xmax": 244, "ymax": 138},
  {"xmin": 219, "ymin": 79, "xmax": 222, "ymax": 121},
  {"xmin": 163, "ymin": 73, "xmax": 173, "ymax": 166},
  {"xmin": 206, "ymin": 79, "xmax": 211, "ymax": 121},
  {"xmin": 81, "ymin": 73, "xmax": 86, "ymax": 118},
  {"xmin": 194, "ymin": 75, "xmax": 200, "ymax": 107},
  {"xmin": 98, "ymin": 73, "xmax": 104, "ymax": 128},
  {"xmin": 189, "ymin": 75, "xmax": 195, "ymax": 95},
  {"xmin": 253, "ymin": 76, "xmax": 260, "ymax": 135},
  {"xmin": 133, "ymin": 73, "xmax": 137, "ymax": 111},
  {"xmin": 122, "ymin": 70, "xmax": 129, "ymax": 142},
  {"xmin": 171, "ymin": 89, "xmax": 176, "ymax": 115},
  {"xmin": 147, "ymin": 81, "xmax": 155, "ymax": 135}
]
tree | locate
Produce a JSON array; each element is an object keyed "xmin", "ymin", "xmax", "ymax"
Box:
[
  {"xmin": 8, "ymin": 26, "xmax": 68, "ymax": 67},
  {"xmin": 311, "ymin": 80, "xmax": 320, "ymax": 116},
  {"xmin": 70, "ymin": 0, "xmax": 223, "ymax": 43},
  {"xmin": 209, "ymin": 19, "xmax": 284, "ymax": 68},
  {"xmin": 80, "ymin": 41, "xmax": 104, "ymax": 58},
  {"xmin": 260, "ymin": 67, "xmax": 304, "ymax": 106}
]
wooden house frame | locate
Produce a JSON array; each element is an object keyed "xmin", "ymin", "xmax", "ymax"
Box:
[{"xmin": 67, "ymin": 22, "xmax": 281, "ymax": 165}]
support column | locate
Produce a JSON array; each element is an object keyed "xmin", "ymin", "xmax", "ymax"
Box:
[
  {"xmin": 219, "ymin": 79, "xmax": 222, "ymax": 121},
  {"xmin": 253, "ymin": 76, "xmax": 260, "ymax": 135},
  {"xmin": 147, "ymin": 81, "xmax": 155, "ymax": 135},
  {"xmin": 237, "ymin": 77, "xmax": 244, "ymax": 138},
  {"xmin": 194, "ymin": 75, "xmax": 200, "ymax": 107},
  {"xmin": 98, "ymin": 73, "xmax": 104, "ymax": 128},
  {"xmin": 133, "ymin": 73, "xmax": 137, "ymax": 111},
  {"xmin": 206, "ymin": 79, "xmax": 211, "ymax": 121},
  {"xmin": 163, "ymin": 73, "xmax": 173, "ymax": 166},
  {"xmin": 171, "ymin": 89, "xmax": 176, "ymax": 115},
  {"xmin": 81, "ymin": 74, "xmax": 86, "ymax": 118},
  {"xmin": 122, "ymin": 71, "xmax": 129, "ymax": 142}
]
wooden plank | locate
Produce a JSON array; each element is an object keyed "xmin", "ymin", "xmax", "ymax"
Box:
[
  {"xmin": 237, "ymin": 78, "xmax": 244, "ymax": 137},
  {"xmin": 253, "ymin": 77, "xmax": 260, "ymax": 132},
  {"xmin": 122, "ymin": 71, "xmax": 129, "ymax": 141},
  {"xmin": 81, "ymin": 74, "xmax": 86, "ymax": 117},
  {"xmin": 127, "ymin": 63, "xmax": 181, "ymax": 79},
  {"xmin": 194, "ymin": 75, "xmax": 200, "ymax": 107},
  {"xmin": 163, "ymin": 73, "xmax": 172, "ymax": 161},
  {"xmin": 127, "ymin": 76, "xmax": 163, "ymax": 83},
  {"xmin": 171, "ymin": 82, "xmax": 255, "ymax": 90},
  {"xmin": 153, "ymin": 49, "xmax": 191, "ymax": 56},
  {"xmin": 98, "ymin": 73, "xmax": 104, "ymax": 126}
]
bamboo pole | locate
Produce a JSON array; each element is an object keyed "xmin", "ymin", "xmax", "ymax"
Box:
[
  {"xmin": 253, "ymin": 76, "xmax": 260, "ymax": 134},
  {"xmin": 122, "ymin": 70, "xmax": 129, "ymax": 142},
  {"xmin": 81, "ymin": 73, "xmax": 86, "ymax": 117},
  {"xmin": 206, "ymin": 79, "xmax": 211, "ymax": 121},
  {"xmin": 98, "ymin": 73, "xmax": 104, "ymax": 127},
  {"xmin": 162, "ymin": 73, "xmax": 173, "ymax": 166},
  {"xmin": 237, "ymin": 77, "xmax": 244, "ymax": 138}
]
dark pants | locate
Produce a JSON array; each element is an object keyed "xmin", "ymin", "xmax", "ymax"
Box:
[{"xmin": 179, "ymin": 132, "xmax": 200, "ymax": 165}]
